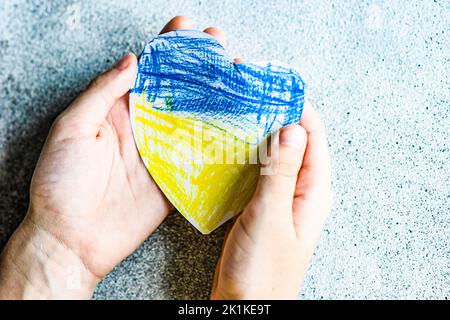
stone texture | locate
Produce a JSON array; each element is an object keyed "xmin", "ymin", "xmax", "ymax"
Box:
[{"xmin": 0, "ymin": 0, "xmax": 448, "ymax": 299}]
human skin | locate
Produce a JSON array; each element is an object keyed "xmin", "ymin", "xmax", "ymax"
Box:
[
  {"xmin": 0, "ymin": 16, "xmax": 331, "ymax": 300},
  {"xmin": 211, "ymin": 104, "xmax": 332, "ymax": 299}
]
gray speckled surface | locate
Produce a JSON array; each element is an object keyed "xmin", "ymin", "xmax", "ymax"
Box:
[{"xmin": 0, "ymin": 0, "xmax": 449, "ymax": 299}]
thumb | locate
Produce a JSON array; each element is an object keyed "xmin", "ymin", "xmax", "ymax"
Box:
[
  {"xmin": 250, "ymin": 124, "xmax": 307, "ymax": 217},
  {"xmin": 63, "ymin": 53, "xmax": 137, "ymax": 128}
]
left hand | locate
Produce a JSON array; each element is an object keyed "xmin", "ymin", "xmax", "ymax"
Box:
[
  {"xmin": 0, "ymin": 16, "xmax": 199, "ymax": 299},
  {"xmin": 0, "ymin": 52, "xmax": 171, "ymax": 299}
]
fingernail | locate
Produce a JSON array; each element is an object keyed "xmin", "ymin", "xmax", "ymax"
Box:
[
  {"xmin": 279, "ymin": 124, "xmax": 304, "ymax": 150},
  {"xmin": 115, "ymin": 54, "xmax": 132, "ymax": 70}
]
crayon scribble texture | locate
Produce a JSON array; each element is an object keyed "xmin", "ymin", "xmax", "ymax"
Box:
[{"xmin": 130, "ymin": 30, "xmax": 305, "ymax": 234}]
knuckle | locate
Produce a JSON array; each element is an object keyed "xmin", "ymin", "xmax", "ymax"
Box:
[
  {"xmin": 52, "ymin": 113, "xmax": 87, "ymax": 137},
  {"xmin": 86, "ymin": 74, "xmax": 113, "ymax": 106},
  {"xmin": 52, "ymin": 113, "xmax": 73, "ymax": 132},
  {"xmin": 275, "ymin": 159, "xmax": 300, "ymax": 178},
  {"xmin": 87, "ymin": 74, "xmax": 104, "ymax": 90},
  {"xmin": 263, "ymin": 144, "xmax": 302, "ymax": 177},
  {"xmin": 272, "ymin": 148, "xmax": 302, "ymax": 178}
]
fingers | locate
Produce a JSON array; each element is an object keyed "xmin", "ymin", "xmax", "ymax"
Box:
[
  {"xmin": 160, "ymin": 16, "xmax": 228, "ymax": 51},
  {"xmin": 250, "ymin": 124, "xmax": 307, "ymax": 220},
  {"xmin": 159, "ymin": 16, "xmax": 194, "ymax": 34},
  {"xmin": 160, "ymin": 16, "xmax": 227, "ymax": 47},
  {"xmin": 62, "ymin": 54, "xmax": 138, "ymax": 133},
  {"xmin": 296, "ymin": 101, "xmax": 332, "ymax": 200},
  {"xmin": 293, "ymin": 101, "xmax": 332, "ymax": 243},
  {"xmin": 203, "ymin": 27, "xmax": 227, "ymax": 47}
]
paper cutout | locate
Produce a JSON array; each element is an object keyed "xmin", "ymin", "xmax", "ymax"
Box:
[{"xmin": 130, "ymin": 30, "xmax": 305, "ymax": 234}]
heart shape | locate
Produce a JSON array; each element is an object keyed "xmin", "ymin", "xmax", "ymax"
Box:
[{"xmin": 130, "ymin": 30, "xmax": 305, "ymax": 234}]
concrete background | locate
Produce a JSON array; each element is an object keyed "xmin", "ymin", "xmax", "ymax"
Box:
[{"xmin": 0, "ymin": 0, "xmax": 448, "ymax": 299}]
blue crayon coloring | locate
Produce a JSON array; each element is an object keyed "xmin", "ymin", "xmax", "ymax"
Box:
[{"xmin": 130, "ymin": 29, "xmax": 306, "ymax": 233}]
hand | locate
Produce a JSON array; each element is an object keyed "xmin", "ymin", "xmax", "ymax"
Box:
[
  {"xmin": 0, "ymin": 52, "xmax": 169, "ymax": 299},
  {"xmin": 211, "ymin": 101, "xmax": 332, "ymax": 299},
  {"xmin": 0, "ymin": 16, "xmax": 203, "ymax": 299}
]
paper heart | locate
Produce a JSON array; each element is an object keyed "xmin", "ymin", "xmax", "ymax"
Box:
[{"xmin": 130, "ymin": 30, "xmax": 305, "ymax": 234}]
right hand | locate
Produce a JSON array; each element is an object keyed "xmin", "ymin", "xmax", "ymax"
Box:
[{"xmin": 211, "ymin": 101, "xmax": 332, "ymax": 299}]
